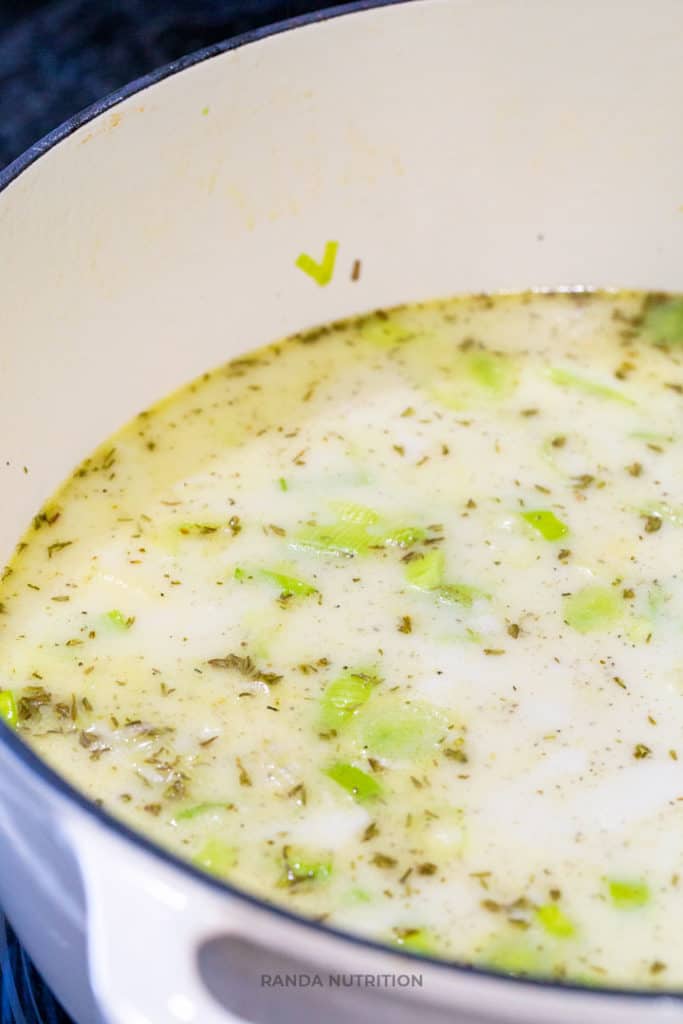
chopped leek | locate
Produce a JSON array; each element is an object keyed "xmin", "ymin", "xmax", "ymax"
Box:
[
  {"xmin": 105, "ymin": 609, "xmax": 135, "ymax": 630},
  {"xmin": 392, "ymin": 928, "xmax": 435, "ymax": 955},
  {"xmin": 608, "ymin": 879, "xmax": 650, "ymax": 909},
  {"xmin": 405, "ymin": 551, "xmax": 485, "ymax": 607},
  {"xmin": 0, "ymin": 690, "xmax": 18, "ymax": 729},
  {"xmin": 295, "ymin": 503, "xmax": 425, "ymax": 557},
  {"xmin": 563, "ymin": 585, "xmax": 622, "ymax": 633},
  {"xmin": 359, "ymin": 315, "xmax": 412, "ymax": 348},
  {"xmin": 383, "ymin": 525, "xmax": 427, "ymax": 548},
  {"xmin": 359, "ymin": 702, "xmax": 446, "ymax": 760},
  {"xmin": 330, "ymin": 502, "xmax": 380, "ymax": 526},
  {"xmin": 485, "ymin": 937, "xmax": 548, "ymax": 977},
  {"xmin": 638, "ymin": 502, "xmax": 683, "ymax": 528},
  {"xmin": 295, "ymin": 520, "xmax": 373, "ymax": 556},
  {"xmin": 413, "ymin": 806, "xmax": 467, "ymax": 857},
  {"xmin": 648, "ymin": 583, "xmax": 668, "ymax": 614},
  {"xmin": 319, "ymin": 671, "xmax": 378, "ymax": 730},
  {"xmin": 465, "ymin": 351, "xmax": 515, "ymax": 394},
  {"xmin": 282, "ymin": 847, "xmax": 332, "ymax": 885},
  {"xmin": 547, "ymin": 367, "xmax": 635, "ymax": 405},
  {"xmin": 295, "ymin": 241, "xmax": 338, "ymax": 287},
  {"xmin": 521, "ymin": 509, "xmax": 569, "ymax": 541},
  {"xmin": 235, "ymin": 566, "xmax": 317, "ymax": 598},
  {"xmin": 177, "ymin": 802, "xmax": 234, "ymax": 821},
  {"xmin": 432, "ymin": 350, "xmax": 518, "ymax": 409},
  {"xmin": 194, "ymin": 838, "xmax": 238, "ymax": 876},
  {"xmin": 643, "ymin": 297, "xmax": 683, "ymax": 346},
  {"xmin": 405, "ymin": 550, "xmax": 445, "ymax": 589},
  {"xmin": 345, "ymin": 887, "xmax": 372, "ymax": 904},
  {"xmin": 435, "ymin": 582, "xmax": 485, "ymax": 607},
  {"xmin": 325, "ymin": 762, "xmax": 382, "ymax": 801},
  {"xmin": 535, "ymin": 904, "xmax": 575, "ymax": 938}
]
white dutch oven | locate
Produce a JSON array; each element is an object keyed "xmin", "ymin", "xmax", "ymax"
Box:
[{"xmin": 1, "ymin": 1, "xmax": 683, "ymax": 1021}]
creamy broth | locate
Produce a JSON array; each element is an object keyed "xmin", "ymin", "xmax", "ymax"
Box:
[{"xmin": 3, "ymin": 290, "xmax": 683, "ymax": 987}]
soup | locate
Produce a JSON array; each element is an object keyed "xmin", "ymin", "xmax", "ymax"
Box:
[{"xmin": 2, "ymin": 290, "xmax": 683, "ymax": 987}]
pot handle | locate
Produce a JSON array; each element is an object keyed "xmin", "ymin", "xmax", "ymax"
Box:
[{"xmin": 67, "ymin": 815, "xmax": 253, "ymax": 1024}]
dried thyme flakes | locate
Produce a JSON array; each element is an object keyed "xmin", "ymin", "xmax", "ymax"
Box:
[{"xmin": 207, "ymin": 653, "xmax": 283, "ymax": 685}]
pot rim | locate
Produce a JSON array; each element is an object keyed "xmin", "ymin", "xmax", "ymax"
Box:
[{"xmin": 0, "ymin": 0, "xmax": 678, "ymax": 1003}]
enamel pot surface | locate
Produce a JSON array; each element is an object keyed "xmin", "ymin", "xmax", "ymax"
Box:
[{"xmin": 1, "ymin": 2, "xmax": 683, "ymax": 1021}]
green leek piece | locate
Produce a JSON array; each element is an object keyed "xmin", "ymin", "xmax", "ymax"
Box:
[
  {"xmin": 415, "ymin": 806, "xmax": 467, "ymax": 857},
  {"xmin": 295, "ymin": 503, "xmax": 425, "ymax": 558},
  {"xmin": 392, "ymin": 928, "xmax": 435, "ymax": 955},
  {"xmin": 194, "ymin": 838, "xmax": 238, "ymax": 876},
  {"xmin": 435, "ymin": 582, "xmax": 485, "ymax": 607},
  {"xmin": 360, "ymin": 702, "xmax": 445, "ymax": 760},
  {"xmin": 234, "ymin": 566, "xmax": 317, "ymax": 598},
  {"xmin": 639, "ymin": 502, "xmax": 683, "ymax": 528},
  {"xmin": 464, "ymin": 351, "xmax": 515, "ymax": 395},
  {"xmin": 485, "ymin": 937, "xmax": 547, "ymax": 977},
  {"xmin": 405, "ymin": 550, "xmax": 445, "ymax": 589},
  {"xmin": 547, "ymin": 367, "xmax": 634, "ymax": 406},
  {"xmin": 260, "ymin": 570, "xmax": 316, "ymax": 597},
  {"xmin": 624, "ymin": 582, "xmax": 667, "ymax": 643},
  {"xmin": 631, "ymin": 430, "xmax": 675, "ymax": 446},
  {"xmin": 295, "ymin": 241, "xmax": 338, "ymax": 287},
  {"xmin": 608, "ymin": 879, "xmax": 650, "ymax": 909},
  {"xmin": 105, "ymin": 609, "xmax": 135, "ymax": 630},
  {"xmin": 282, "ymin": 847, "xmax": 332, "ymax": 885},
  {"xmin": 295, "ymin": 519, "xmax": 374, "ymax": 556},
  {"xmin": 405, "ymin": 551, "xmax": 485, "ymax": 607},
  {"xmin": 359, "ymin": 314, "xmax": 412, "ymax": 348},
  {"xmin": 535, "ymin": 904, "xmax": 575, "ymax": 938},
  {"xmin": 643, "ymin": 297, "xmax": 683, "ymax": 346},
  {"xmin": 319, "ymin": 671, "xmax": 378, "ymax": 730},
  {"xmin": 176, "ymin": 802, "xmax": 234, "ymax": 821},
  {"xmin": 0, "ymin": 690, "xmax": 18, "ymax": 729},
  {"xmin": 296, "ymin": 500, "xmax": 378, "ymax": 555},
  {"xmin": 383, "ymin": 526, "xmax": 427, "ymax": 548},
  {"xmin": 625, "ymin": 617, "xmax": 653, "ymax": 645},
  {"xmin": 325, "ymin": 762, "xmax": 382, "ymax": 802},
  {"xmin": 345, "ymin": 887, "xmax": 371, "ymax": 904},
  {"xmin": 563, "ymin": 585, "xmax": 622, "ymax": 633},
  {"xmin": 330, "ymin": 502, "xmax": 380, "ymax": 526},
  {"xmin": 648, "ymin": 583, "xmax": 668, "ymax": 614},
  {"xmin": 521, "ymin": 509, "xmax": 569, "ymax": 541},
  {"xmin": 430, "ymin": 350, "xmax": 518, "ymax": 410},
  {"xmin": 278, "ymin": 477, "xmax": 288, "ymax": 492}
]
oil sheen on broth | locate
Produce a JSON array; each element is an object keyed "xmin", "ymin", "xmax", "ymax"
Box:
[{"xmin": 2, "ymin": 291, "xmax": 683, "ymax": 988}]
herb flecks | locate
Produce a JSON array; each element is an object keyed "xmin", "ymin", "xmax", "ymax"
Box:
[
  {"xmin": 236, "ymin": 757, "xmax": 253, "ymax": 786},
  {"xmin": 207, "ymin": 653, "xmax": 283, "ymax": 686},
  {"xmin": 47, "ymin": 540, "xmax": 73, "ymax": 559}
]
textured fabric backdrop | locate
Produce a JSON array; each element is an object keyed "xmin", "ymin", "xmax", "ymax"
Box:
[{"xmin": 0, "ymin": 3, "xmax": 336, "ymax": 1019}]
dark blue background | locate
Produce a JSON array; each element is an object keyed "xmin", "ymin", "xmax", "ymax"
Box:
[{"xmin": 0, "ymin": 2, "xmax": 333, "ymax": 1019}]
